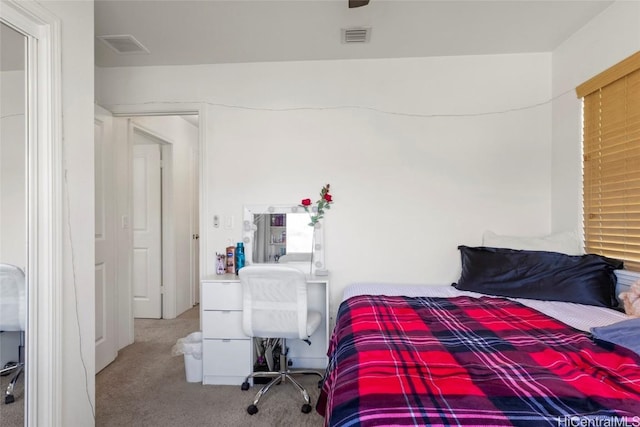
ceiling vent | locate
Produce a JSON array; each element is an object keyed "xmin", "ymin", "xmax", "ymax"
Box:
[
  {"xmin": 97, "ymin": 35, "xmax": 150, "ymax": 55},
  {"xmin": 342, "ymin": 27, "xmax": 371, "ymax": 44}
]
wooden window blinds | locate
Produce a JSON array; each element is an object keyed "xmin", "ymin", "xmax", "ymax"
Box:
[{"xmin": 576, "ymin": 51, "xmax": 640, "ymax": 271}]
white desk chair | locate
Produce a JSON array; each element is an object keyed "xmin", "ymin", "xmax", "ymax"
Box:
[
  {"xmin": 0, "ymin": 263, "xmax": 26, "ymax": 404},
  {"xmin": 239, "ymin": 265, "xmax": 323, "ymax": 415}
]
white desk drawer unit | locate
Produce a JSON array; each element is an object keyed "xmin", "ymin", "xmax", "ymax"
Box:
[
  {"xmin": 202, "ymin": 310, "xmax": 245, "ymax": 338},
  {"xmin": 201, "ymin": 281, "xmax": 243, "ymax": 310},
  {"xmin": 200, "ymin": 273, "xmax": 329, "ymax": 385},
  {"xmin": 201, "ymin": 277, "xmax": 250, "ymax": 385},
  {"xmin": 202, "ymin": 340, "xmax": 250, "ymax": 384}
]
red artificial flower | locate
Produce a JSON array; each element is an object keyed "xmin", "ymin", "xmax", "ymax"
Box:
[{"xmin": 300, "ymin": 184, "xmax": 334, "ymax": 227}]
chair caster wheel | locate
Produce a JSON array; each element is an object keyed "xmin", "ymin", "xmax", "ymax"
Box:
[
  {"xmin": 5, "ymin": 395, "xmax": 15, "ymax": 404},
  {"xmin": 247, "ymin": 404, "xmax": 258, "ymax": 415},
  {"xmin": 301, "ymin": 403, "xmax": 312, "ymax": 414},
  {"xmin": 241, "ymin": 382, "xmax": 250, "ymax": 391}
]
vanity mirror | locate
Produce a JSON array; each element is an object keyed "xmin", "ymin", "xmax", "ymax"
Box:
[
  {"xmin": 242, "ymin": 204, "xmax": 325, "ymax": 274},
  {"xmin": 0, "ymin": 20, "xmax": 26, "ymax": 424}
]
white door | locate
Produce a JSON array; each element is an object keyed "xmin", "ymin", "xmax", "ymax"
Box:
[
  {"xmin": 132, "ymin": 141, "xmax": 162, "ymax": 319},
  {"xmin": 95, "ymin": 105, "xmax": 118, "ymax": 372}
]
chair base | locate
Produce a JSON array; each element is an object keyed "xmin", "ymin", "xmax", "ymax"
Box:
[
  {"xmin": 1, "ymin": 362, "xmax": 24, "ymax": 404},
  {"xmin": 240, "ymin": 353, "xmax": 323, "ymax": 415}
]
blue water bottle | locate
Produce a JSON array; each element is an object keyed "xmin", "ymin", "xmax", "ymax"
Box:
[{"xmin": 235, "ymin": 242, "xmax": 245, "ymax": 274}]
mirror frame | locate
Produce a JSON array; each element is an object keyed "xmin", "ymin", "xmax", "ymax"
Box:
[{"xmin": 242, "ymin": 204, "xmax": 325, "ymax": 274}]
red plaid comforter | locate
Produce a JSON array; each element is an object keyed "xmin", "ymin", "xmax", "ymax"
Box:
[{"xmin": 318, "ymin": 295, "xmax": 640, "ymax": 426}]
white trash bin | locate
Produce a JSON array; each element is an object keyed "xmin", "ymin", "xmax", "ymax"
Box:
[{"xmin": 172, "ymin": 331, "xmax": 202, "ymax": 383}]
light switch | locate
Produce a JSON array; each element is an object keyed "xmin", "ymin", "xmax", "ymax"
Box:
[
  {"xmin": 224, "ymin": 215, "xmax": 234, "ymax": 229},
  {"xmin": 213, "ymin": 215, "xmax": 220, "ymax": 228},
  {"xmin": 121, "ymin": 215, "xmax": 129, "ymax": 229}
]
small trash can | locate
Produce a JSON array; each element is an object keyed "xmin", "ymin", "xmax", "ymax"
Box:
[{"xmin": 172, "ymin": 331, "xmax": 202, "ymax": 383}]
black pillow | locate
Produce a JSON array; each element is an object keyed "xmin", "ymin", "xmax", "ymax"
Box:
[{"xmin": 452, "ymin": 246, "xmax": 623, "ymax": 308}]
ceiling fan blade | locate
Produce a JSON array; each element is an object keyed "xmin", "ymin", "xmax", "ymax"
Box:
[{"xmin": 349, "ymin": 0, "xmax": 369, "ymax": 8}]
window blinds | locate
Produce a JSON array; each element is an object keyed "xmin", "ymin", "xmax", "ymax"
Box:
[{"xmin": 577, "ymin": 52, "xmax": 640, "ymax": 271}]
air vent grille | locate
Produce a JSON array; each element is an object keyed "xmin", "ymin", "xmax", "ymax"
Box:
[
  {"xmin": 97, "ymin": 35, "xmax": 150, "ymax": 55},
  {"xmin": 342, "ymin": 27, "xmax": 371, "ymax": 44}
]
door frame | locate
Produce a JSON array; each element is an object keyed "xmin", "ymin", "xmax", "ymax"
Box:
[
  {"xmin": 130, "ymin": 123, "xmax": 174, "ymax": 320},
  {"xmin": 110, "ymin": 107, "xmax": 205, "ymax": 345},
  {"xmin": 189, "ymin": 144, "xmax": 200, "ymax": 307},
  {"xmin": 1, "ymin": 1, "xmax": 63, "ymax": 425}
]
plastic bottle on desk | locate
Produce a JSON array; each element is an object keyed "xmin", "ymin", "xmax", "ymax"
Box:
[
  {"xmin": 226, "ymin": 246, "xmax": 235, "ymax": 274},
  {"xmin": 235, "ymin": 242, "xmax": 245, "ymax": 275}
]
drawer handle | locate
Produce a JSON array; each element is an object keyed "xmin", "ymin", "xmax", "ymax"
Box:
[
  {"xmin": 222, "ymin": 339, "xmax": 231, "ymax": 343},
  {"xmin": 221, "ymin": 310, "xmax": 231, "ymax": 314}
]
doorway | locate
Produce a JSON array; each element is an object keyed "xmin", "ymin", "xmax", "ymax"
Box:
[
  {"xmin": 95, "ymin": 112, "xmax": 201, "ymax": 373},
  {"xmin": 127, "ymin": 116, "xmax": 201, "ymax": 323}
]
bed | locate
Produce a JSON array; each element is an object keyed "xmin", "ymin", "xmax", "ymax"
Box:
[{"xmin": 317, "ymin": 244, "xmax": 640, "ymax": 426}]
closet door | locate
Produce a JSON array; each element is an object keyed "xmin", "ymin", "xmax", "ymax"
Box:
[{"xmin": 95, "ymin": 105, "xmax": 118, "ymax": 372}]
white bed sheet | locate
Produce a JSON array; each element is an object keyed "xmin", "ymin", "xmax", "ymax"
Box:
[{"xmin": 342, "ymin": 283, "xmax": 630, "ymax": 332}]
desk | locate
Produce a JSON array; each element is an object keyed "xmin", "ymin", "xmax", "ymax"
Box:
[{"xmin": 200, "ymin": 273, "xmax": 329, "ymax": 386}]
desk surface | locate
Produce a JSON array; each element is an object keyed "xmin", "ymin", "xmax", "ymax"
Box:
[{"xmin": 202, "ymin": 272, "xmax": 329, "ymax": 283}]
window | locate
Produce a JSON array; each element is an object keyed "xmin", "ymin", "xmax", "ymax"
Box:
[{"xmin": 577, "ymin": 51, "xmax": 640, "ymax": 271}]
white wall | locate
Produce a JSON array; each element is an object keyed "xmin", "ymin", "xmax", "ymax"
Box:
[
  {"xmin": 551, "ymin": 0, "xmax": 640, "ymax": 234},
  {"xmin": 43, "ymin": 1, "xmax": 96, "ymax": 425},
  {"xmin": 98, "ymin": 52, "xmax": 553, "ymax": 318}
]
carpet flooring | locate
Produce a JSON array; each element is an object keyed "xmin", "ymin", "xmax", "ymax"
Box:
[{"xmin": 96, "ymin": 305, "xmax": 325, "ymax": 427}]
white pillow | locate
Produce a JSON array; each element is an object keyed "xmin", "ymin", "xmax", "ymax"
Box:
[{"xmin": 482, "ymin": 230, "xmax": 583, "ymax": 256}]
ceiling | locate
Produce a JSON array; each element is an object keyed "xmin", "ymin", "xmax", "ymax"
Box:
[{"xmin": 95, "ymin": 0, "xmax": 614, "ymax": 68}]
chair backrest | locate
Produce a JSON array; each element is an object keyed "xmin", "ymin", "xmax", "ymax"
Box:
[
  {"xmin": 0, "ymin": 263, "xmax": 26, "ymax": 332},
  {"xmin": 239, "ymin": 265, "xmax": 308, "ymax": 340}
]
